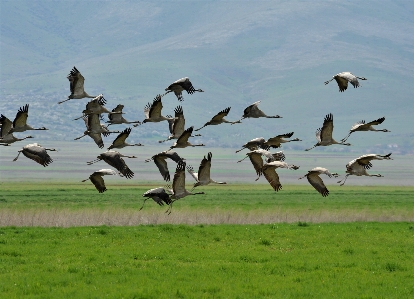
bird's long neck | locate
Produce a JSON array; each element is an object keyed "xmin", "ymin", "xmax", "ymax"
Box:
[
  {"xmin": 18, "ymin": 136, "xmax": 33, "ymax": 141},
  {"xmin": 84, "ymin": 92, "xmax": 95, "ymax": 98},
  {"xmin": 370, "ymin": 128, "xmax": 389, "ymax": 132},
  {"xmin": 195, "ymin": 125, "xmax": 206, "ymax": 131}
]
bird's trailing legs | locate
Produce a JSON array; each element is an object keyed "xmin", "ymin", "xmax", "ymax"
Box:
[
  {"xmin": 74, "ymin": 134, "xmax": 87, "ymax": 140},
  {"xmin": 139, "ymin": 198, "xmax": 149, "ymax": 211},
  {"xmin": 86, "ymin": 158, "xmax": 102, "ymax": 165},
  {"xmin": 237, "ymin": 156, "xmax": 249, "ymax": 163},
  {"xmin": 341, "ymin": 132, "xmax": 352, "ymax": 143},
  {"xmin": 337, "ymin": 174, "xmax": 350, "ymax": 186},
  {"xmin": 232, "ymin": 116, "xmax": 245, "ymax": 124},
  {"xmin": 58, "ymin": 98, "xmax": 72, "ymax": 104},
  {"xmin": 165, "ymin": 200, "xmax": 175, "ymax": 215},
  {"xmin": 13, "ymin": 151, "xmax": 22, "ymax": 162},
  {"xmin": 305, "ymin": 145, "xmax": 317, "ymax": 151}
]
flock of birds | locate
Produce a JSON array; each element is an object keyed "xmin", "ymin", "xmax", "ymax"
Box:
[{"xmin": 0, "ymin": 68, "xmax": 393, "ymax": 213}]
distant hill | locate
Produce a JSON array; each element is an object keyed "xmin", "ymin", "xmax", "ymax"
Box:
[{"xmin": 1, "ymin": 1, "xmax": 413, "ymax": 153}]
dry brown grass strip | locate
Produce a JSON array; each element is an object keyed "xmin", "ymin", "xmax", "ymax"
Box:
[{"xmin": 0, "ymin": 208, "xmax": 413, "ymax": 227}]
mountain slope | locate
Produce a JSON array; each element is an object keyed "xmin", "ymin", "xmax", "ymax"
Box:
[{"xmin": 1, "ymin": 1, "xmax": 413, "ymax": 152}]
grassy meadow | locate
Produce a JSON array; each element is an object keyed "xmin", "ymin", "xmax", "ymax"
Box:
[
  {"xmin": 1, "ymin": 223, "xmax": 414, "ymax": 298},
  {"xmin": 1, "ymin": 183, "xmax": 413, "ymax": 298},
  {"xmin": 0, "ymin": 183, "xmax": 413, "ymax": 225}
]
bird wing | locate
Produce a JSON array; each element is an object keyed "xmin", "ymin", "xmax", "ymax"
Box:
[
  {"xmin": 271, "ymin": 151, "xmax": 286, "ymax": 162},
  {"xmin": 307, "ymin": 172, "xmax": 329, "ymax": 197},
  {"xmin": 244, "ymin": 137, "xmax": 266, "ymax": 151},
  {"xmin": 67, "ymin": 67, "xmax": 85, "ymax": 96},
  {"xmin": 334, "ymin": 75, "xmax": 350, "ymax": 92},
  {"xmin": 22, "ymin": 144, "xmax": 53, "ymax": 167},
  {"xmin": 143, "ymin": 188, "xmax": 171, "ymax": 206},
  {"xmin": 172, "ymin": 163, "xmax": 187, "ymax": 195},
  {"xmin": 143, "ymin": 102, "xmax": 152, "ymax": 119},
  {"xmin": 102, "ymin": 152, "xmax": 134, "ymax": 179},
  {"xmin": 90, "ymin": 169, "xmax": 117, "ymax": 193},
  {"xmin": 112, "ymin": 104, "xmax": 124, "ymax": 113},
  {"xmin": 84, "ymin": 95, "xmax": 106, "ymax": 114},
  {"xmin": 253, "ymin": 149, "xmax": 274, "ymax": 162},
  {"xmin": 88, "ymin": 113, "xmax": 102, "ymax": 131},
  {"xmin": 355, "ymin": 154, "xmax": 378, "ymax": 169},
  {"xmin": 267, "ymin": 132, "xmax": 294, "ymax": 147},
  {"xmin": 342, "ymin": 72, "xmax": 360, "ymax": 88},
  {"xmin": 320, "ymin": 113, "xmax": 334, "ymax": 142},
  {"xmin": 211, "ymin": 107, "xmax": 231, "ymax": 122},
  {"xmin": 176, "ymin": 126, "xmax": 193, "ymax": 144},
  {"xmin": 198, "ymin": 152, "xmax": 212, "ymax": 182},
  {"xmin": 186, "ymin": 165, "xmax": 199, "ymax": 182},
  {"xmin": 89, "ymin": 133, "xmax": 104, "ymax": 148},
  {"xmin": 0, "ymin": 114, "xmax": 13, "ymax": 137},
  {"xmin": 366, "ymin": 117, "xmax": 385, "ymax": 126},
  {"xmin": 164, "ymin": 151, "xmax": 184, "ymax": 164},
  {"xmin": 262, "ymin": 164, "xmax": 282, "ymax": 191},
  {"xmin": 166, "ymin": 116, "xmax": 175, "ymax": 134},
  {"xmin": 154, "ymin": 155, "xmax": 170, "ymax": 181},
  {"xmin": 265, "ymin": 136, "xmax": 282, "ymax": 148},
  {"xmin": 148, "ymin": 95, "xmax": 163, "ymax": 118},
  {"xmin": 243, "ymin": 101, "xmax": 260, "ymax": 117},
  {"xmin": 174, "ymin": 105, "xmax": 184, "ymax": 118},
  {"xmin": 172, "ymin": 116, "xmax": 185, "ymax": 137},
  {"xmin": 279, "ymin": 132, "xmax": 294, "ymax": 139},
  {"xmin": 89, "ymin": 175, "xmax": 106, "ymax": 193},
  {"xmin": 247, "ymin": 152, "xmax": 264, "ymax": 177},
  {"xmin": 13, "ymin": 104, "xmax": 29, "ymax": 128},
  {"xmin": 81, "ymin": 116, "xmax": 90, "ymax": 130},
  {"xmin": 111, "ymin": 128, "xmax": 131, "ymax": 147},
  {"xmin": 350, "ymin": 120, "xmax": 365, "ymax": 130},
  {"xmin": 180, "ymin": 78, "xmax": 197, "ymax": 94}
]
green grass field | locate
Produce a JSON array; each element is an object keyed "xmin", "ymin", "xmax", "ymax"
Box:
[
  {"xmin": 1, "ymin": 223, "xmax": 414, "ymax": 298},
  {"xmin": 1, "ymin": 183, "xmax": 413, "ymax": 226},
  {"xmin": 1, "ymin": 183, "xmax": 413, "ymax": 298}
]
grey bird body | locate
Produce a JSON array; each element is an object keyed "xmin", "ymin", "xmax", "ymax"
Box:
[
  {"xmin": 86, "ymin": 150, "xmax": 136, "ymax": 179},
  {"xmin": 82, "ymin": 169, "xmax": 119, "ymax": 193},
  {"xmin": 59, "ymin": 66, "xmax": 97, "ymax": 104},
  {"xmin": 305, "ymin": 113, "xmax": 351, "ymax": 151},
  {"xmin": 299, "ymin": 167, "xmax": 339, "ymax": 197},
  {"xmin": 324, "ymin": 72, "xmax": 367, "ymax": 92},
  {"xmin": 13, "ymin": 143, "xmax": 55, "ymax": 167},
  {"xmin": 338, "ymin": 153, "xmax": 392, "ymax": 186},
  {"xmin": 163, "ymin": 77, "xmax": 204, "ymax": 101}
]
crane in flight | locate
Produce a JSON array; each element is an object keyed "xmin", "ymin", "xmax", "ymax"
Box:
[
  {"xmin": 337, "ymin": 153, "xmax": 392, "ymax": 186},
  {"xmin": 299, "ymin": 167, "xmax": 339, "ymax": 197},
  {"xmin": 341, "ymin": 117, "xmax": 390, "ymax": 142},
  {"xmin": 59, "ymin": 66, "xmax": 97, "ymax": 104},
  {"xmin": 13, "ymin": 143, "xmax": 55, "ymax": 167},
  {"xmin": 82, "ymin": 169, "xmax": 120, "ymax": 193},
  {"xmin": 305, "ymin": 113, "xmax": 351, "ymax": 151},
  {"xmin": 163, "ymin": 77, "xmax": 204, "ymax": 101},
  {"xmin": 186, "ymin": 152, "xmax": 227, "ymax": 190},
  {"xmin": 324, "ymin": 72, "xmax": 367, "ymax": 92}
]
